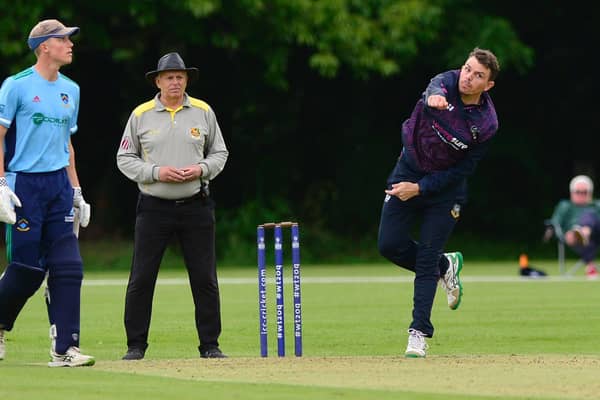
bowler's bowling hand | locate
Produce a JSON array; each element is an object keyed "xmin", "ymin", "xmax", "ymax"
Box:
[{"xmin": 427, "ymin": 94, "xmax": 449, "ymax": 110}]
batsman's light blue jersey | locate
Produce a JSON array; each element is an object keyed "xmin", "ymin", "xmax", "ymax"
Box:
[{"xmin": 0, "ymin": 66, "xmax": 79, "ymax": 173}]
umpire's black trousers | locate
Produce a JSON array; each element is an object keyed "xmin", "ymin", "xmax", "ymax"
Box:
[{"xmin": 124, "ymin": 192, "xmax": 222, "ymax": 354}]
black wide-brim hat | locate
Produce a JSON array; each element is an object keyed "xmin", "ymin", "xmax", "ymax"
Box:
[{"xmin": 145, "ymin": 52, "xmax": 199, "ymax": 85}]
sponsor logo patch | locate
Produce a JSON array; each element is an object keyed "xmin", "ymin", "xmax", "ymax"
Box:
[
  {"xmin": 432, "ymin": 121, "xmax": 469, "ymax": 151},
  {"xmin": 32, "ymin": 113, "xmax": 69, "ymax": 126}
]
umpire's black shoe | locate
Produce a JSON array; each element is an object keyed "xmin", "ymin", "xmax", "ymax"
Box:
[
  {"xmin": 200, "ymin": 347, "xmax": 227, "ymax": 359},
  {"xmin": 122, "ymin": 348, "xmax": 145, "ymax": 360}
]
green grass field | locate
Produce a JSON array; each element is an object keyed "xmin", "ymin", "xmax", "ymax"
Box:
[{"xmin": 2, "ymin": 259, "xmax": 600, "ymax": 399}]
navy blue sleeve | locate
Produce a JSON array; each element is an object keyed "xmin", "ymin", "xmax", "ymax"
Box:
[{"xmin": 422, "ymin": 70, "xmax": 458, "ymax": 102}]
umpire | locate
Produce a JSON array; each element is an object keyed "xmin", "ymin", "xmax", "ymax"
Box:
[{"xmin": 116, "ymin": 52, "xmax": 228, "ymax": 360}]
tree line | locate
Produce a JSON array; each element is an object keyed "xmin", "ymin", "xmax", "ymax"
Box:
[{"xmin": 3, "ymin": 1, "xmax": 596, "ymax": 262}]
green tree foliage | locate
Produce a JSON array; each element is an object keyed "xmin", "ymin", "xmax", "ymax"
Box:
[
  {"xmin": 0, "ymin": 0, "xmax": 531, "ymax": 86},
  {"xmin": 0, "ymin": 1, "xmax": 535, "ymax": 261}
]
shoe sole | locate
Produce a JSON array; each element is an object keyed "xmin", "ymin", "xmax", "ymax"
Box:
[
  {"xmin": 122, "ymin": 351, "xmax": 145, "ymax": 360},
  {"xmin": 450, "ymin": 252, "xmax": 463, "ymax": 310},
  {"xmin": 405, "ymin": 352, "xmax": 426, "ymax": 358},
  {"xmin": 48, "ymin": 358, "xmax": 96, "ymax": 367}
]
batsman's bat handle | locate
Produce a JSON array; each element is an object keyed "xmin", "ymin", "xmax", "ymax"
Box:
[{"xmin": 73, "ymin": 206, "xmax": 80, "ymax": 238}]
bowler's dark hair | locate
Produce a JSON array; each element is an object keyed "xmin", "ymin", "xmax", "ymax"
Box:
[{"xmin": 469, "ymin": 48, "xmax": 500, "ymax": 81}]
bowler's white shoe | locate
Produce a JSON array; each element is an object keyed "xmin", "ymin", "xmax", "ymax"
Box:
[
  {"xmin": 405, "ymin": 329, "xmax": 428, "ymax": 358},
  {"xmin": 48, "ymin": 346, "xmax": 95, "ymax": 367},
  {"xmin": 0, "ymin": 329, "xmax": 5, "ymax": 360},
  {"xmin": 441, "ymin": 252, "xmax": 463, "ymax": 310}
]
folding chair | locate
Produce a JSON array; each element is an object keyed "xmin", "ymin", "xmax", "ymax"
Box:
[{"xmin": 544, "ymin": 219, "xmax": 585, "ymax": 276}]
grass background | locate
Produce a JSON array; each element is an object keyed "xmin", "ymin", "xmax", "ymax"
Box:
[{"xmin": 1, "ymin": 252, "xmax": 600, "ymax": 399}]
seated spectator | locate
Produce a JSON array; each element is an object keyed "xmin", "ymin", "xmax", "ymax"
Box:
[{"xmin": 546, "ymin": 175, "xmax": 600, "ymax": 279}]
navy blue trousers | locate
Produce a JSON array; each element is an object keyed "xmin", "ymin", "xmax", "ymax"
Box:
[
  {"xmin": 2, "ymin": 169, "xmax": 82, "ymax": 353},
  {"xmin": 378, "ymin": 193, "xmax": 458, "ymax": 337},
  {"xmin": 7, "ymin": 170, "xmax": 74, "ymax": 265},
  {"xmin": 574, "ymin": 210, "xmax": 600, "ymax": 263},
  {"xmin": 377, "ymin": 155, "xmax": 463, "ymax": 337}
]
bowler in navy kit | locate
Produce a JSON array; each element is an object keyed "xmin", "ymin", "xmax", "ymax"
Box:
[
  {"xmin": 377, "ymin": 48, "xmax": 500, "ymax": 357},
  {"xmin": 0, "ymin": 19, "xmax": 93, "ymax": 366}
]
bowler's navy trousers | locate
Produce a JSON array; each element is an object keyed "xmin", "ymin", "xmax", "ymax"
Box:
[{"xmin": 377, "ymin": 156, "xmax": 463, "ymax": 337}]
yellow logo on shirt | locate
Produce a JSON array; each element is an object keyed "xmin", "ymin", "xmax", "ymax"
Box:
[
  {"xmin": 450, "ymin": 204, "xmax": 461, "ymax": 219},
  {"xmin": 190, "ymin": 128, "xmax": 201, "ymax": 137}
]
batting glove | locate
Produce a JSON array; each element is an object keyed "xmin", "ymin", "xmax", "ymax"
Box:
[
  {"xmin": 0, "ymin": 177, "xmax": 22, "ymax": 225},
  {"xmin": 73, "ymin": 186, "xmax": 91, "ymax": 228}
]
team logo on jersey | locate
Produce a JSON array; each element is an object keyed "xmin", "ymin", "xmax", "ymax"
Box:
[
  {"xmin": 16, "ymin": 218, "xmax": 30, "ymax": 232},
  {"xmin": 61, "ymin": 93, "xmax": 69, "ymax": 104},
  {"xmin": 190, "ymin": 127, "xmax": 201, "ymax": 137},
  {"xmin": 450, "ymin": 203, "xmax": 461, "ymax": 219},
  {"xmin": 33, "ymin": 96, "xmax": 41, "ymax": 103}
]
